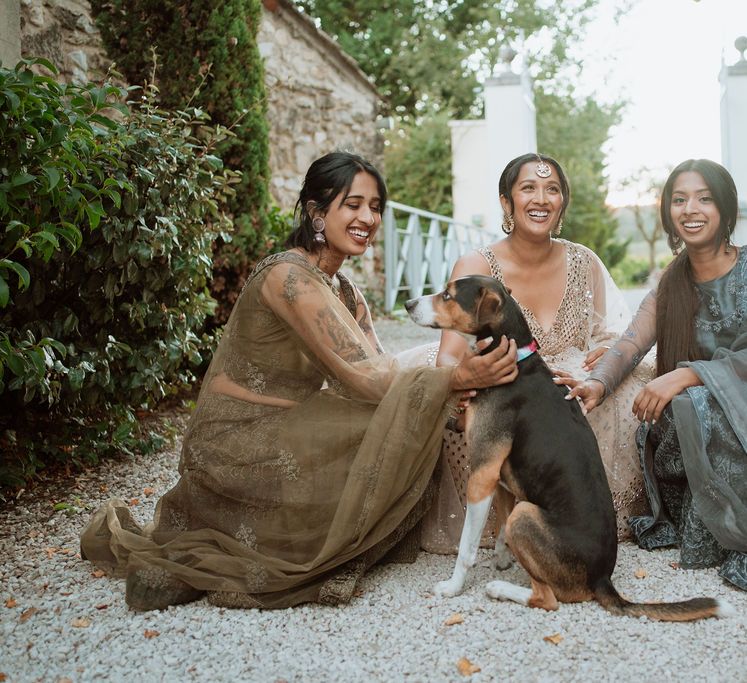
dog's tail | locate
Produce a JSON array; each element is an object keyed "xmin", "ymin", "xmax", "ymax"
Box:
[{"xmin": 593, "ymin": 578, "xmax": 733, "ymax": 622}]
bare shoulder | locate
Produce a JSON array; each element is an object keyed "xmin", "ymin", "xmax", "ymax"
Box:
[{"xmin": 450, "ymin": 249, "xmax": 493, "ymax": 279}]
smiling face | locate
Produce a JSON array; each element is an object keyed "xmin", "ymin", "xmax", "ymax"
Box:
[
  {"xmin": 501, "ymin": 161, "xmax": 564, "ymax": 238},
  {"xmin": 669, "ymin": 171, "xmax": 722, "ymax": 251},
  {"xmin": 315, "ymin": 171, "xmax": 382, "ymax": 258}
]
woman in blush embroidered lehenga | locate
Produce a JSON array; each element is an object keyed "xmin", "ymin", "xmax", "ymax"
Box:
[
  {"xmin": 564, "ymin": 159, "xmax": 747, "ymax": 591},
  {"xmin": 412, "ymin": 153, "xmax": 652, "ymax": 554},
  {"xmin": 80, "ymin": 151, "xmax": 519, "ymax": 610}
]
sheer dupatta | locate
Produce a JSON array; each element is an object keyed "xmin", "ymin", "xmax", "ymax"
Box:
[{"xmin": 81, "ymin": 252, "xmax": 456, "ymax": 608}]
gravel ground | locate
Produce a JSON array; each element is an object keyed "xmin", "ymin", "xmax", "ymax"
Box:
[{"xmin": 2, "ymin": 316, "xmax": 746, "ymax": 683}]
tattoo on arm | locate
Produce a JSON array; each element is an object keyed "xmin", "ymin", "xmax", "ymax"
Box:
[
  {"xmin": 356, "ymin": 293, "xmax": 385, "ymax": 355},
  {"xmin": 317, "ymin": 307, "xmax": 368, "ymax": 362},
  {"xmin": 281, "ymin": 267, "xmax": 315, "ymax": 304}
]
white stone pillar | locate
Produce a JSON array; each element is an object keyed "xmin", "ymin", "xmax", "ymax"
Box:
[
  {"xmin": 449, "ymin": 47, "xmax": 537, "ymax": 233},
  {"xmin": 720, "ymin": 37, "xmax": 747, "ymax": 246},
  {"xmin": 483, "ymin": 49, "xmax": 537, "ymax": 235},
  {"xmin": 0, "ymin": 0, "xmax": 21, "ymax": 68}
]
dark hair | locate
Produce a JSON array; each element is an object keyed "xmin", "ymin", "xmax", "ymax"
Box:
[
  {"xmin": 659, "ymin": 158, "xmax": 738, "ymax": 253},
  {"xmin": 285, "ymin": 151, "xmax": 388, "ymax": 251},
  {"xmin": 655, "ymin": 159, "xmax": 739, "ymax": 376},
  {"xmin": 498, "ymin": 153, "xmax": 571, "ymax": 219}
]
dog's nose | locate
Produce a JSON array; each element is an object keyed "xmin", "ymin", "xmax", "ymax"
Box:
[{"xmin": 404, "ymin": 299, "xmax": 416, "ymax": 312}]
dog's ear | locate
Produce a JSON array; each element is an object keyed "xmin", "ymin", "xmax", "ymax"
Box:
[{"xmin": 475, "ymin": 286, "xmax": 501, "ymax": 324}]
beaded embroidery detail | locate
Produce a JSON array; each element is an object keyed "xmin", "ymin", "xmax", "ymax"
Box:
[{"xmin": 478, "ymin": 239, "xmax": 594, "ymax": 356}]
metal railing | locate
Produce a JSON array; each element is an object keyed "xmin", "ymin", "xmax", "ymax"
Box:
[{"xmin": 383, "ymin": 200, "xmax": 500, "ymax": 312}]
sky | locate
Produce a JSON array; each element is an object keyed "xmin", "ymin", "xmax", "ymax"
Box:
[{"xmin": 569, "ymin": 0, "xmax": 747, "ymax": 205}]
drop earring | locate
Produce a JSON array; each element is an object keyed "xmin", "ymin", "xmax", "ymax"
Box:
[
  {"xmin": 501, "ymin": 213, "xmax": 515, "ymax": 235},
  {"xmin": 312, "ymin": 216, "xmax": 326, "ymax": 245}
]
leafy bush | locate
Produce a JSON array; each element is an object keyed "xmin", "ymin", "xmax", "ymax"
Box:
[
  {"xmin": 610, "ymin": 254, "xmax": 674, "ymax": 289},
  {"xmin": 0, "ymin": 60, "xmax": 237, "ymax": 489},
  {"xmin": 211, "ymin": 203, "xmax": 294, "ymax": 324},
  {"xmin": 90, "ymin": 0, "xmax": 271, "ymax": 323}
]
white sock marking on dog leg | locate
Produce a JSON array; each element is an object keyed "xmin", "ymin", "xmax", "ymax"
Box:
[
  {"xmin": 435, "ymin": 496, "xmax": 493, "ymax": 597},
  {"xmin": 485, "ymin": 579, "xmax": 532, "ymax": 605}
]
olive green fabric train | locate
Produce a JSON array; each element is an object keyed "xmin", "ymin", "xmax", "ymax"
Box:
[{"xmin": 81, "ymin": 251, "xmax": 455, "ymax": 608}]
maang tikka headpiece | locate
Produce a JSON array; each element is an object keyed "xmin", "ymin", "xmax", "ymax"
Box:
[{"xmin": 535, "ymin": 157, "xmax": 551, "ymax": 178}]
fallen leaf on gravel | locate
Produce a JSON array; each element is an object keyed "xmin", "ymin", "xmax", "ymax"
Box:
[
  {"xmin": 4, "ymin": 598, "xmax": 17, "ymax": 608},
  {"xmin": 59, "ymin": 591, "xmax": 72, "ymax": 596},
  {"xmin": 444, "ymin": 613, "xmax": 465, "ymax": 626},
  {"xmin": 44, "ymin": 547, "xmax": 58, "ymax": 559},
  {"xmin": 28, "ymin": 529, "xmax": 40, "ymax": 538},
  {"xmin": 129, "ymin": 498, "xmax": 140, "ymax": 506},
  {"xmin": 0, "ymin": 672, "xmax": 7, "ymax": 681},
  {"xmin": 634, "ymin": 568, "xmax": 648, "ymax": 579},
  {"xmin": 57, "ymin": 677, "xmax": 73, "ymax": 683},
  {"xmin": 99, "ymin": 484, "xmax": 109, "ymax": 493},
  {"xmin": 352, "ymin": 588, "xmax": 365, "ymax": 597},
  {"xmin": 543, "ymin": 633, "xmax": 564, "ymax": 645},
  {"xmin": 143, "ymin": 487, "xmax": 155, "ymax": 496},
  {"xmin": 95, "ymin": 603, "xmax": 109, "ymax": 610},
  {"xmin": 20, "ymin": 607, "xmax": 38, "ymax": 623},
  {"xmin": 669, "ymin": 561, "xmax": 680, "ymax": 570},
  {"xmin": 144, "ymin": 629, "xmax": 160, "ymax": 639},
  {"xmin": 456, "ymin": 658, "xmax": 481, "ymax": 676},
  {"xmin": 71, "ymin": 617, "xmax": 91, "ymax": 628},
  {"xmin": 91, "ymin": 569, "xmax": 106, "ymax": 578}
]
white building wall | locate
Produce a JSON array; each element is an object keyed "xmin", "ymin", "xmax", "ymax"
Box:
[
  {"xmin": 720, "ymin": 42, "xmax": 747, "ymax": 246},
  {"xmin": 449, "ymin": 64, "xmax": 537, "ymax": 235},
  {"xmin": 449, "ymin": 121, "xmax": 489, "ymax": 227}
]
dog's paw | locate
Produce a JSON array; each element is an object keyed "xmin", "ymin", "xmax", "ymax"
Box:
[
  {"xmin": 485, "ymin": 579, "xmax": 531, "ymax": 605},
  {"xmin": 434, "ymin": 578, "xmax": 464, "ymax": 598},
  {"xmin": 491, "ymin": 545, "xmax": 514, "ymax": 571}
]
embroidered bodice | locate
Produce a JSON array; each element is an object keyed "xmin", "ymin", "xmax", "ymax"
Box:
[{"xmin": 478, "ymin": 239, "xmax": 597, "ymax": 357}]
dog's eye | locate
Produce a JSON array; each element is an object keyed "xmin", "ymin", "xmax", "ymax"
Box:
[{"xmin": 442, "ymin": 291, "xmax": 451, "ymax": 301}]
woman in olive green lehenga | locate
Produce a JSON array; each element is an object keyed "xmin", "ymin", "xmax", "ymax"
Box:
[{"xmin": 80, "ymin": 152, "xmax": 517, "ymax": 610}]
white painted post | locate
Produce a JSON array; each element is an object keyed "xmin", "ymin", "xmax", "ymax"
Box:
[
  {"xmin": 720, "ymin": 37, "xmax": 747, "ymax": 246},
  {"xmin": 449, "ymin": 47, "xmax": 537, "ymax": 236},
  {"xmin": 484, "ymin": 47, "xmax": 538, "ymax": 236}
]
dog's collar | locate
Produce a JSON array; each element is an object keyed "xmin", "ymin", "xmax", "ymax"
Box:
[{"xmin": 516, "ymin": 339, "xmax": 539, "ymax": 362}]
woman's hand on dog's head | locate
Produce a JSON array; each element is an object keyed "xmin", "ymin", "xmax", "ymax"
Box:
[{"xmin": 451, "ymin": 335, "xmax": 518, "ymax": 391}]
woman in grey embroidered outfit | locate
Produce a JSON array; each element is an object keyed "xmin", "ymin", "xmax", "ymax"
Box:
[
  {"xmin": 563, "ymin": 159, "xmax": 747, "ymax": 590},
  {"xmin": 414, "ymin": 153, "xmax": 651, "ymax": 553},
  {"xmin": 80, "ymin": 151, "xmax": 518, "ymax": 610}
]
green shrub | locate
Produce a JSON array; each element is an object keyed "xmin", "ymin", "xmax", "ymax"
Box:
[
  {"xmin": 0, "ymin": 60, "xmax": 236, "ymax": 489},
  {"xmin": 90, "ymin": 0, "xmax": 271, "ymax": 323}
]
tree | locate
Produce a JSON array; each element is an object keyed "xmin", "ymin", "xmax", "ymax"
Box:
[
  {"xmin": 384, "ymin": 112, "xmax": 453, "ymax": 217},
  {"xmin": 618, "ymin": 168, "xmax": 666, "ymax": 273},
  {"xmin": 294, "ymin": 0, "xmax": 597, "ymax": 120},
  {"xmin": 535, "ymin": 89, "xmax": 627, "ymax": 266},
  {"xmin": 90, "ymin": 0, "xmax": 271, "ymax": 321}
]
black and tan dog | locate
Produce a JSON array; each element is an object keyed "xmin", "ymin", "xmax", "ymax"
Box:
[{"xmin": 406, "ymin": 275, "xmax": 732, "ymax": 621}]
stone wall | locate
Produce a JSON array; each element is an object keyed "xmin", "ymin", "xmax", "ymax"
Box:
[
  {"xmin": 17, "ymin": 0, "xmax": 383, "ymax": 210},
  {"xmin": 15, "ymin": 0, "xmax": 385, "ymax": 296},
  {"xmin": 1, "ymin": 0, "xmax": 21, "ymax": 67},
  {"xmin": 258, "ymin": 0, "xmax": 382, "ymax": 209},
  {"xmin": 19, "ymin": 0, "xmax": 109, "ymax": 83}
]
